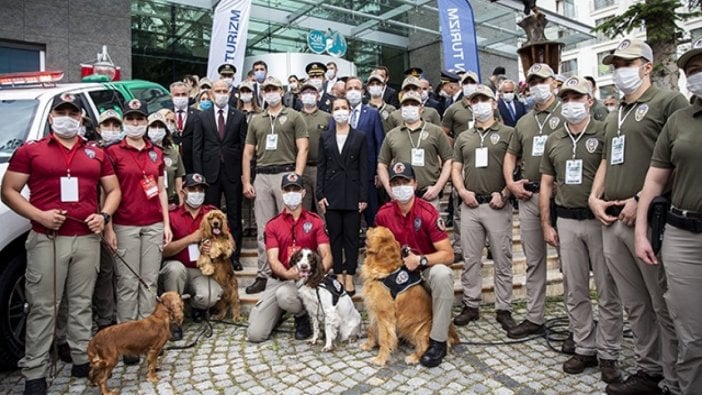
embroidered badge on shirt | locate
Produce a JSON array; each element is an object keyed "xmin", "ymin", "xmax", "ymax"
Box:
[
  {"xmin": 164, "ymin": 157, "xmax": 173, "ymax": 167},
  {"xmin": 414, "ymin": 217, "xmax": 422, "ymax": 231},
  {"xmin": 635, "ymin": 104, "xmax": 649, "ymax": 122},
  {"xmin": 148, "ymin": 150, "xmax": 157, "ymax": 163},
  {"xmin": 490, "ymin": 133, "xmax": 500, "ymax": 145},
  {"xmin": 421, "ymin": 131, "xmax": 429, "ymax": 139},
  {"xmin": 549, "ymin": 117, "xmax": 560, "ymax": 129},
  {"xmin": 396, "ymin": 270, "xmax": 409, "ymax": 284},
  {"xmin": 586, "ymin": 138, "xmax": 599, "ymax": 154},
  {"xmin": 279, "ymin": 115, "xmax": 287, "ymax": 125},
  {"xmin": 303, "ymin": 221, "xmax": 313, "ymax": 234},
  {"xmin": 84, "ymin": 148, "xmax": 96, "ymax": 159},
  {"xmin": 382, "ymin": 110, "xmax": 389, "ymax": 120}
]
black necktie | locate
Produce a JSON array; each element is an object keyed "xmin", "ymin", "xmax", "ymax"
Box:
[{"xmin": 218, "ymin": 110, "xmax": 225, "ymax": 139}]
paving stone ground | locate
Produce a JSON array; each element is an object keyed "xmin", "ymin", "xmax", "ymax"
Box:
[{"xmin": 0, "ymin": 296, "xmax": 635, "ymax": 394}]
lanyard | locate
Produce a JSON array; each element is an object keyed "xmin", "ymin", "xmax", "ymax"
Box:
[
  {"xmin": 564, "ymin": 120, "xmax": 589, "ymax": 159},
  {"xmin": 534, "ymin": 102, "xmax": 560, "ymax": 135},
  {"xmin": 617, "ymin": 103, "xmax": 638, "ymax": 135},
  {"xmin": 406, "ymin": 123, "xmax": 426, "ymax": 149},
  {"xmin": 52, "ymin": 136, "xmax": 81, "ymax": 177},
  {"xmin": 268, "ymin": 109, "xmax": 282, "ymax": 135},
  {"xmin": 476, "ymin": 128, "xmax": 490, "ymax": 147},
  {"xmin": 126, "ymin": 146, "xmax": 151, "ymax": 179}
]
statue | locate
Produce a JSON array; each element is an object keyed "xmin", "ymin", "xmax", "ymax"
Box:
[
  {"xmin": 515, "ymin": 5, "xmax": 563, "ymax": 75},
  {"xmin": 489, "ymin": 0, "xmax": 537, "ymax": 15},
  {"xmin": 517, "ymin": 7, "xmax": 548, "ymax": 44}
]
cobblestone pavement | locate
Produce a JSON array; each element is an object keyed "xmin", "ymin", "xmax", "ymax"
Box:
[{"xmin": 0, "ymin": 297, "xmax": 634, "ymax": 394}]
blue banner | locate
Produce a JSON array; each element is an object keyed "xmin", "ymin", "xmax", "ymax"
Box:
[{"xmin": 438, "ymin": 0, "xmax": 481, "ymax": 80}]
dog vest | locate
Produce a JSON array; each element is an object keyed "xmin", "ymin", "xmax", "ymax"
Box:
[
  {"xmin": 318, "ymin": 275, "xmax": 347, "ymax": 306},
  {"xmin": 381, "ymin": 267, "xmax": 422, "ymax": 299}
]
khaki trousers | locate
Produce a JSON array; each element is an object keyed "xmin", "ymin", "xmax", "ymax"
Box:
[
  {"xmin": 253, "ymin": 173, "xmax": 287, "ymax": 278},
  {"xmin": 518, "ymin": 194, "xmax": 547, "ymax": 325},
  {"xmin": 19, "ymin": 231, "xmax": 99, "ymax": 380},
  {"xmin": 113, "ymin": 223, "xmax": 163, "ymax": 322},
  {"xmin": 452, "ymin": 189, "xmax": 463, "ymax": 255},
  {"xmin": 460, "ymin": 203, "xmax": 513, "ymax": 311},
  {"xmin": 558, "ymin": 218, "xmax": 622, "ymax": 359},
  {"xmin": 602, "ymin": 220, "xmax": 678, "ymax": 391},
  {"xmin": 159, "ymin": 260, "xmax": 222, "ymax": 310},
  {"xmin": 661, "ymin": 224, "xmax": 702, "ymax": 395},
  {"xmin": 421, "ymin": 264, "xmax": 455, "ymax": 342},
  {"xmin": 247, "ymin": 278, "xmax": 304, "ymax": 342}
]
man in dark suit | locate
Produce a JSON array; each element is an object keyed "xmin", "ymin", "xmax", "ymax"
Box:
[
  {"xmin": 192, "ymin": 79, "xmax": 248, "ymax": 271},
  {"xmin": 170, "ymin": 81, "xmax": 201, "ymax": 174},
  {"xmin": 438, "ymin": 70, "xmax": 461, "ymax": 116},
  {"xmin": 420, "ymin": 78, "xmax": 444, "ymax": 116},
  {"xmin": 496, "ymin": 79, "xmax": 526, "ymax": 127}
]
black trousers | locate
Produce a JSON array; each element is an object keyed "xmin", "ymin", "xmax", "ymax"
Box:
[
  {"xmin": 205, "ymin": 167, "xmax": 243, "ymax": 260},
  {"xmin": 325, "ymin": 209, "xmax": 361, "ymax": 275}
]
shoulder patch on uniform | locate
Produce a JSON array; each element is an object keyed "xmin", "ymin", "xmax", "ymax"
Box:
[
  {"xmin": 585, "ymin": 138, "xmax": 599, "ymax": 153},
  {"xmin": 84, "ymin": 147, "xmax": 96, "ymax": 159},
  {"xmin": 490, "ymin": 133, "xmax": 500, "ymax": 145},
  {"xmin": 148, "ymin": 150, "xmax": 158, "ymax": 163},
  {"xmin": 303, "ymin": 221, "xmax": 313, "ymax": 234},
  {"xmin": 549, "ymin": 117, "xmax": 560, "ymax": 130},
  {"xmin": 413, "ymin": 217, "xmax": 422, "ymax": 231},
  {"xmin": 437, "ymin": 217, "xmax": 446, "ymax": 231},
  {"xmin": 164, "ymin": 157, "xmax": 173, "ymax": 167},
  {"xmin": 635, "ymin": 104, "xmax": 648, "ymax": 122}
]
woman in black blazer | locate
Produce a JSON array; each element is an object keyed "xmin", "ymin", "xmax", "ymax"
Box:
[{"xmin": 317, "ymin": 97, "xmax": 368, "ymax": 295}]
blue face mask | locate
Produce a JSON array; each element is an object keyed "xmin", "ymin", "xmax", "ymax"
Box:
[
  {"xmin": 200, "ymin": 99, "xmax": 213, "ymax": 111},
  {"xmin": 254, "ymin": 70, "xmax": 266, "ymax": 82}
]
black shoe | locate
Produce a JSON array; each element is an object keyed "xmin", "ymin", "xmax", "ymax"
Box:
[
  {"xmin": 605, "ymin": 370, "xmax": 663, "ymax": 395},
  {"xmin": 294, "ymin": 314, "xmax": 312, "ymax": 340},
  {"xmin": 445, "ymin": 217, "xmax": 453, "ymax": 228},
  {"xmin": 123, "ymin": 355, "xmax": 140, "ymax": 366},
  {"xmin": 71, "ymin": 363, "xmax": 90, "ymax": 378},
  {"xmin": 600, "ymin": 358, "xmax": 623, "ymax": 384},
  {"xmin": 57, "ymin": 342, "xmax": 72, "ymax": 363},
  {"xmin": 496, "ymin": 310, "xmax": 517, "ymax": 331},
  {"xmin": 453, "ymin": 305, "xmax": 479, "ymax": 326},
  {"xmin": 192, "ymin": 308, "xmax": 206, "ymax": 323},
  {"xmin": 420, "ymin": 338, "xmax": 447, "ymax": 368},
  {"xmin": 170, "ymin": 325, "xmax": 183, "ymax": 341},
  {"xmin": 562, "ymin": 332, "xmax": 576, "ymax": 355},
  {"xmin": 23, "ymin": 378, "xmax": 47, "ymax": 395},
  {"xmin": 246, "ymin": 277, "xmax": 267, "ymax": 294},
  {"xmin": 231, "ymin": 258, "xmax": 243, "ymax": 271},
  {"xmin": 563, "ymin": 353, "xmax": 598, "ymax": 374},
  {"xmin": 507, "ymin": 320, "xmax": 544, "ymax": 339}
]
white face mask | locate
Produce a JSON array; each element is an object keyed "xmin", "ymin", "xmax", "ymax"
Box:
[
  {"xmin": 531, "ymin": 83, "xmax": 553, "ymax": 104},
  {"xmin": 239, "ymin": 93, "xmax": 253, "ymax": 103},
  {"xmin": 462, "ymin": 83, "xmax": 477, "ymax": 98},
  {"xmin": 401, "ymin": 106, "xmax": 420, "ymax": 122},
  {"xmin": 309, "ymin": 78, "xmax": 323, "ymax": 91},
  {"xmin": 420, "ymin": 91, "xmax": 429, "ymax": 102},
  {"xmin": 124, "ymin": 124, "xmax": 147, "ymax": 138},
  {"xmin": 100, "ymin": 128, "xmax": 122, "ymax": 143},
  {"xmin": 264, "ymin": 92, "xmax": 281, "ymax": 106},
  {"xmin": 222, "ymin": 77, "xmax": 234, "ymax": 88},
  {"xmin": 172, "ymin": 96, "xmax": 189, "ymax": 110},
  {"xmin": 282, "ymin": 191, "xmax": 303, "ymax": 209},
  {"xmin": 325, "ymin": 70, "xmax": 336, "ymax": 80},
  {"xmin": 561, "ymin": 101, "xmax": 589, "ymax": 124},
  {"xmin": 368, "ymin": 85, "xmax": 384, "ymax": 97},
  {"xmin": 346, "ymin": 90, "xmax": 363, "ymax": 106},
  {"xmin": 605, "ymin": 105, "xmax": 617, "ymax": 112},
  {"xmin": 392, "ymin": 185, "xmax": 415, "ymax": 203},
  {"xmin": 301, "ymin": 93, "xmax": 317, "ymax": 106},
  {"xmin": 289, "ymin": 82, "xmax": 298, "ymax": 91},
  {"xmin": 214, "ymin": 93, "xmax": 229, "ymax": 108},
  {"xmin": 686, "ymin": 71, "xmax": 702, "ymax": 98},
  {"xmin": 613, "ymin": 66, "xmax": 644, "ymax": 95},
  {"xmin": 186, "ymin": 191, "xmax": 205, "ymax": 208},
  {"xmin": 78, "ymin": 125, "xmax": 87, "ymax": 138},
  {"xmin": 472, "ymin": 101, "xmax": 494, "ymax": 122},
  {"xmin": 333, "ymin": 109, "xmax": 350, "ymax": 124},
  {"xmin": 148, "ymin": 127, "xmax": 167, "ymax": 144},
  {"xmin": 502, "ymin": 92, "xmax": 515, "ymax": 102},
  {"xmin": 52, "ymin": 116, "xmax": 81, "ymax": 138},
  {"xmin": 439, "ymin": 90, "xmax": 450, "ymax": 98}
]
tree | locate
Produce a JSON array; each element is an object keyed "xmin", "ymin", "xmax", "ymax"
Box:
[{"xmin": 594, "ymin": 0, "xmax": 702, "ymax": 90}]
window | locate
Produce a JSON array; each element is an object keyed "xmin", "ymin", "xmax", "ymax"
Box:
[
  {"xmin": 561, "ymin": 0, "xmax": 576, "ymax": 18},
  {"xmin": 597, "ymin": 51, "xmax": 614, "ymax": 76},
  {"xmin": 0, "ymin": 41, "xmax": 44, "ymax": 74},
  {"xmin": 0, "ymin": 99, "xmax": 38, "ymax": 163},
  {"xmin": 88, "ymin": 89, "xmax": 127, "ymax": 115},
  {"xmin": 593, "ymin": 0, "xmax": 616, "ymax": 10},
  {"xmin": 560, "ymin": 59, "xmax": 578, "ymax": 77}
]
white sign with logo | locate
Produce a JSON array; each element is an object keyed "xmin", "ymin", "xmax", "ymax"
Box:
[{"xmin": 207, "ymin": 0, "xmax": 253, "ymax": 83}]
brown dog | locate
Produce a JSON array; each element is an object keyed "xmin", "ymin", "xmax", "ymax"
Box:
[
  {"xmin": 360, "ymin": 226, "xmax": 459, "ymax": 366},
  {"xmin": 197, "ymin": 209, "xmax": 240, "ymax": 320},
  {"xmin": 87, "ymin": 291, "xmax": 185, "ymax": 395}
]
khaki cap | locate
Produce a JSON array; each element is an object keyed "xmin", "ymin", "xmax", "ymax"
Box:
[
  {"xmin": 98, "ymin": 109, "xmax": 122, "ymax": 124},
  {"xmin": 677, "ymin": 36, "xmax": 702, "ymax": 70},
  {"xmin": 602, "ymin": 38, "xmax": 653, "ymax": 65},
  {"xmin": 147, "ymin": 111, "xmax": 168, "ymax": 126},
  {"xmin": 401, "ymin": 76, "xmax": 421, "ymax": 90},
  {"xmin": 238, "ymin": 80, "xmax": 254, "ymax": 91},
  {"xmin": 261, "ymin": 76, "xmax": 283, "ymax": 89},
  {"xmin": 558, "ymin": 76, "xmax": 591, "ymax": 97},
  {"xmin": 367, "ymin": 72, "xmax": 385, "ymax": 84},
  {"xmin": 467, "ymin": 84, "xmax": 496, "ymax": 100},
  {"xmin": 400, "ymin": 90, "xmax": 423, "ymax": 104},
  {"xmin": 526, "ymin": 63, "xmax": 555, "ymax": 82},
  {"xmin": 460, "ymin": 71, "xmax": 479, "ymax": 84}
]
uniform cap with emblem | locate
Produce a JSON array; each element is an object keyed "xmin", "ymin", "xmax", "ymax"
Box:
[
  {"xmin": 602, "ymin": 38, "xmax": 653, "ymax": 65},
  {"xmin": 400, "ymin": 90, "xmax": 423, "ymax": 105},
  {"xmin": 460, "ymin": 71, "xmax": 480, "ymax": 84},
  {"xmin": 238, "ymin": 80, "xmax": 254, "ymax": 91},
  {"xmin": 299, "ymin": 80, "xmax": 319, "ymax": 92},
  {"xmin": 401, "ymin": 76, "xmax": 422, "ymax": 90},
  {"xmin": 98, "ymin": 108, "xmax": 123, "ymax": 124},
  {"xmin": 281, "ymin": 173, "xmax": 304, "ymax": 189},
  {"xmin": 184, "ymin": 173, "xmax": 208, "ymax": 188},
  {"xmin": 199, "ymin": 78, "xmax": 213, "ymax": 89},
  {"xmin": 122, "ymin": 98, "xmax": 148, "ymax": 117},
  {"xmin": 526, "ymin": 63, "xmax": 555, "ymax": 82},
  {"xmin": 389, "ymin": 161, "xmax": 416, "ymax": 181},
  {"xmin": 468, "ymin": 84, "xmax": 496, "ymax": 100},
  {"xmin": 367, "ymin": 71, "xmax": 385, "ymax": 84},
  {"xmin": 305, "ymin": 62, "xmax": 327, "ymax": 76},
  {"xmin": 217, "ymin": 63, "xmax": 236, "ymax": 76},
  {"xmin": 261, "ymin": 76, "xmax": 283, "ymax": 89},
  {"xmin": 52, "ymin": 93, "xmax": 84, "ymax": 111},
  {"xmin": 440, "ymin": 70, "xmax": 460, "ymax": 84},
  {"xmin": 677, "ymin": 36, "xmax": 702, "ymax": 70},
  {"xmin": 147, "ymin": 111, "xmax": 168, "ymax": 127},
  {"xmin": 558, "ymin": 76, "xmax": 592, "ymax": 98},
  {"xmin": 403, "ymin": 67, "xmax": 424, "ymax": 78}
]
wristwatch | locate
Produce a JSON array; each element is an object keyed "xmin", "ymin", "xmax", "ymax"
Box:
[
  {"xmin": 419, "ymin": 256, "xmax": 429, "ymax": 268},
  {"xmin": 101, "ymin": 212, "xmax": 111, "ymax": 225}
]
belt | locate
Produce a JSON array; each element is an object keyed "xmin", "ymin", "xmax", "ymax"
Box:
[
  {"xmin": 475, "ymin": 193, "xmax": 493, "ymax": 205},
  {"xmin": 306, "ymin": 161, "xmax": 316, "ymax": 166},
  {"xmin": 524, "ymin": 182, "xmax": 540, "ymax": 193},
  {"xmin": 670, "ymin": 207, "xmax": 702, "ymax": 219},
  {"xmin": 256, "ymin": 164, "xmax": 295, "ymax": 174},
  {"xmin": 556, "ymin": 206, "xmax": 595, "ymax": 220},
  {"xmin": 667, "ymin": 210, "xmax": 702, "ymax": 233},
  {"xmin": 606, "ymin": 205, "xmax": 624, "ymax": 217}
]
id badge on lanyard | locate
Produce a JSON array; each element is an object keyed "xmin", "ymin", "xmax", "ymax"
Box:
[
  {"xmin": 611, "ymin": 135, "xmax": 625, "ymax": 165},
  {"xmin": 565, "ymin": 159, "xmax": 583, "ymax": 185},
  {"xmin": 532, "ymin": 135, "xmax": 547, "ymax": 157},
  {"xmin": 141, "ymin": 174, "xmax": 159, "ymax": 199},
  {"xmin": 60, "ymin": 176, "xmax": 79, "ymax": 202},
  {"xmin": 411, "ymin": 148, "xmax": 425, "ymax": 166}
]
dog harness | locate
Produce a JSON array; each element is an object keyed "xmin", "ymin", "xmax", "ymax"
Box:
[
  {"xmin": 317, "ymin": 275, "xmax": 347, "ymax": 306},
  {"xmin": 381, "ymin": 267, "xmax": 422, "ymax": 299}
]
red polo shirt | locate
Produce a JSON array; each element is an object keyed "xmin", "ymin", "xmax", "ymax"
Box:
[
  {"xmin": 265, "ymin": 209, "xmax": 329, "ymax": 269},
  {"xmin": 105, "ymin": 139, "xmax": 165, "ymax": 226},
  {"xmin": 375, "ymin": 198, "xmax": 448, "ymax": 255},
  {"xmin": 8, "ymin": 136, "xmax": 114, "ymax": 236},
  {"xmin": 168, "ymin": 204, "xmax": 215, "ymax": 268}
]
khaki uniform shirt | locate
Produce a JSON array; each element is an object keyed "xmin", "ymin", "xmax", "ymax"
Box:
[
  {"xmin": 442, "ymin": 99, "xmax": 474, "ymax": 138},
  {"xmin": 163, "ymin": 144, "xmax": 186, "ymax": 202},
  {"xmin": 602, "ymin": 85, "xmax": 688, "ymax": 200},
  {"xmin": 378, "ymin": 121, "xmax": 453, "ymax": 190},
  {"xmin": 453, "ymin": 121, "xmax": 513, "ymax": 194},
  {"xmin": 590, "ymin": 99, "xmax": 609, "ymax": 122},
  {"xmin": 369, "ymin": 102, "xmax": 397, "ymax": 135},
  {"xmin": 651, "ymin": 98, "xmax": 702, "ymax": 212},
  {"xmin": 300, "ymin": 108, "xmax": 331, "ymax": 164},
  {"xmin": 387, "ymin": 106, "xmax": 441, "ymax": 130},
  {"xmin": 540, "ymin": 120, "xmax": 605, "ymax": 208},
  {"xmin": 507, "ymin": 99, "xmax": 565, "ymax": 182},
  {"xmin": 245, "ymin": 107, "xmax": 308, "ymax": 166}
]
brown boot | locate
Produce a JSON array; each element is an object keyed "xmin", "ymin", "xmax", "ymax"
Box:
[
  {"xmin": 495, "ymin": 310, "xmax": 517, "ymax": 331},
  {"xmin": 599, "ymin": 358, "xmax": 623, "ymax": 384},
  {"xmin": 563, "ymin": 353, "xmax": 598, "ymax": 374},
  {"xmin": 453, "ymin": 305, "xmax": 479, "ymax": 326}
]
